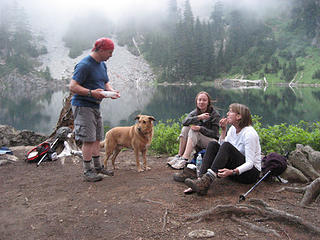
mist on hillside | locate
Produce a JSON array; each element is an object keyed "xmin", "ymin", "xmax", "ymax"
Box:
[{"xmin": 0, "ymin": 0, "xmax": 291, "ymax": 39}]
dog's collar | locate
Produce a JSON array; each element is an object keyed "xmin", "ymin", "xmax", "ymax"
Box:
[{"xmin": 137, "ymin": 128, "xmax": 152, "ymax": 137}]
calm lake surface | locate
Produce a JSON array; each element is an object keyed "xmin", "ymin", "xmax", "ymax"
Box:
[{"xmin": 1, "ymin": 84, "xmax": 319, "ymax": 135}]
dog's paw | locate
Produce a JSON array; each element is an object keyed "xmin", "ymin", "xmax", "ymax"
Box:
[
  {"xmin": 137, "ymin": 168, "xmax": 144, "ymax": 172},
  {"xmin": 144, "ymin": 166, "xmax": 151, "ymax": 171}
]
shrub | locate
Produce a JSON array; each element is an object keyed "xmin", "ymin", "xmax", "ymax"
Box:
[
  {"xmin": 253, "ymin": 116, "xmax": 320, "ymax": 155},
  {"xmin": 150, "ymin": 118, "xmax": 183, "ymax": 155},
  {"xmin": 149, "ymin": 115, "xmax": 320, "ymax": 156}
]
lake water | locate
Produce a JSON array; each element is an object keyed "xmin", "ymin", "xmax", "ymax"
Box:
[{"xmin": 1, "ymin": 84, "xmax": 319, "ymax": 135}]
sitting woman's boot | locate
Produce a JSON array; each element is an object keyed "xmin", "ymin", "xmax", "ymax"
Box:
[
  {"xmin": 184, "ymin": 174, "xmax": 213, "ymax": 195},
  {"xmin": 173, "ymin": 167, "xmax": 197, "ymax": 182}
]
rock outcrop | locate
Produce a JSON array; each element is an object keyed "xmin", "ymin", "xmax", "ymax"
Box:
[{"xmin": 0, "ymin": 125, "xmax": 47, "ymax": 147}]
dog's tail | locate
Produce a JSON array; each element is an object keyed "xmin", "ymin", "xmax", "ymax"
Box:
[{"xmin": 100, "ymin": 140, "xmax": 105, "ymax": 148}]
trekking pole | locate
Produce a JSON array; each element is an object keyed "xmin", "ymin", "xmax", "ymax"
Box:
[
  {"xmin": 36, "ymin": 138, "xmax": 59, "ymax": 167},
  {"xmin": 238, "ymin": 170, "xmax": 271, "ymax": 203}
]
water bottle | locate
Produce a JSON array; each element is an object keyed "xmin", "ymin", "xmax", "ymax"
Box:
[
  {"xmin": 196, "ymin": 153, "xmax": 202, "ymax": 177},
  {"xmin": 101, "ymin": 91, "xmax": 118, "ymax": 98}
]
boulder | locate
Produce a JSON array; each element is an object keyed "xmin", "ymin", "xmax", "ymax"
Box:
[
  {"xmin": 0, "ymin": 125, "xmax": 47, "ymax": 147},
  {"xmin": 0, "ymin": 154, "xmax": 18, "ymax": 166}
]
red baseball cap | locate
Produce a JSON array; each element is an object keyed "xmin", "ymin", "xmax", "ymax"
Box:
[{"xmin": 92, "ymin": 38, "xmax": 114, "ymax": 51}]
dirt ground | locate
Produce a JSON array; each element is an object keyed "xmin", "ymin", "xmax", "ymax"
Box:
[{"xmin": 1, "ymin": 147, "xmax": 319, "ymax": 240}]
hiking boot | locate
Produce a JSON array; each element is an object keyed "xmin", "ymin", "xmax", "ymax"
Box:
[
  {"xmin": 184, "ymin": 174, "xmax": 213, "ymax": 195},
  {"xmin": 83, "ymin": 169, "xmax": 103, "ymax": 182},
  {"xmin": 96, "ymin": 167, "xmax": 114, "ymax": 176},
  {"xmin": 173, "ymin": 167, "xmax": 197, "ymax": 182}
]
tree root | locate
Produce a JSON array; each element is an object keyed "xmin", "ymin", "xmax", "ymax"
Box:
[
  {"xmin": 162, "ymin": 208, "xmax": 168, "ymax": 231},
  {"xmin": 185, "ymin": 198, "xmax": 320, "ymax": 236},
  {"xmin": 276, "ymin": 177, "xmax": 320, "ymax": 206},
  {"xmin": 231, "ymin": 215, "xmax": 281, "ymax": 238}
]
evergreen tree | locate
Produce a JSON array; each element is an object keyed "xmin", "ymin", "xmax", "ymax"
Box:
[
  {"xmin": 210, "ymin": 0, "xmax": 224, "ymax": 42},
  {"xmin": 193, "ymin": 18, "xmax": 205, "ymax": 78},
  {"xmin": 180, "ymin": 0, "xmax": 195, "ymax": 80},
  {"xmin": 270, "ymin": 56, "xmax": 280, "ymax": 73},
  {"xmin": 202, "ymin": 22, "xmax": 216, "ymax": 78},
  {"xmin": 168, "ymin": 0, "xmax": 179, "ymax": 25},
  {"xmin": 0, "ymin": 3, "xmax": 11, "ymax": 54},
  {"xmin": 225, "ymin": 10, "xmax": 246, "ymax": 60}
]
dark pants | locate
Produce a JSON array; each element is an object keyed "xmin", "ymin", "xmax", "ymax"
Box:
[{"xmin": 200, "ymin": 141, "xmax": 260, "ymax": 184}]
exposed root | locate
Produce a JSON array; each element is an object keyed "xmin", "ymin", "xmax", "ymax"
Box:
[
  {"xmin": 300, "ymin": 178, "xmax": 320, "ymax": 206},
  {"xmin": 140, "ymin": 198, "xmax": 165, "ymax": 206},
  {"xmin": 185, "ymin": 199, "xmax": 320, "ymax": 236},
  {"xmin": 185, "ymin": 204, "xmax": 260, "ymax": 220},
  {"xmin": 231, "ymin": 215, "xmax": 281, "ymax": 238},
  {"xmin": 162, "ymin": 208, "xmax": 168, "ymax": 231},
  {"xmin": 276, "ymin": 186, "xmax": 307, "ymax": 194},
  {"xmin": 276, "ymin": 178, "xmax": 320, "ymax": 206}
]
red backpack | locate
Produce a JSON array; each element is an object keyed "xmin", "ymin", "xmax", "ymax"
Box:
[{"xmin": 25, "ymin": 142, "xmax": 51, "ymax": 163}]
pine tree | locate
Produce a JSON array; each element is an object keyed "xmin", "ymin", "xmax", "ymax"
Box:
[
  {"xmin": 180, "ymin": 0, "xmax": 195, "ymax": 81},
  {"xmin": 210, "ymin": 0, "xmax": 224, "ymax": 41}
]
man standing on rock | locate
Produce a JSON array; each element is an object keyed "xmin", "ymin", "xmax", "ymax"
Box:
[{"xmin": 69, "ymin": 37, "xmax": 120, "ymax": 182}]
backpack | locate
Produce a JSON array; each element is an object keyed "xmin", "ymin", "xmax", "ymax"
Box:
[
  {"xmin": 261, "ymin": 152, "xmax": 287, "ymax": 176},
  {"xmin": 190, "ymin": 149, "xmax": 206, "ymax": 165},
  {"xmin": 25, "ymin": 142, "xmax": 52, "ymax": 163}
]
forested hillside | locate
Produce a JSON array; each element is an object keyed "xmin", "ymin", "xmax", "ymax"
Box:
[
  {"xmin": 0, "ymin": 2, "xmax": 50, "ymax": 78},
  {"xmin": 1, "ymin": 0, "xmax": 319, "ymax": 84},
  {"xmin": 116, "ymin": 0, "xmax": 320, "ymax": 84}
]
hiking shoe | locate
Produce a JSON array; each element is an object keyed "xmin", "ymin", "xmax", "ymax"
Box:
[
  {"xmin": 83, "ymin": 169, "xmax": 103, "ymax": 182},
  {"xmin": 96, "ymin": 167, "xmax": 114, "ymax": 176},
  {"xmin": 173, "ymin": 167, "xmax": 197, "ymax": 182},
  {"xmin": 171, "ymin": 157, "xmax": 188, "ymax": 169},
  {"xmin": 185, "ymin": 174, "xmax": 213, "ymax": 195},
  {"xmin": 167, "ymin": 155, "xmax": 181, "ymax": 167}
]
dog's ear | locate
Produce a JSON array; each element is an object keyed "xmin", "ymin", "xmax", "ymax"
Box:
[
  {"xmin": 149, "ymin": 116, "xmax": 156, "ymax": 122},
  {"xmin": 135, "ymin": 115, "xmax": 141, "ymax": 120}
]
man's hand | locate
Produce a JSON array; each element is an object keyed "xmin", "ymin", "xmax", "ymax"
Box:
[
  {"xmin": 93, "ymin": 89, "xmax": 106, "ymax": 100},
  {"xmin": 111, "ymin": 90, "xmax": 120, "ymax": 99}
]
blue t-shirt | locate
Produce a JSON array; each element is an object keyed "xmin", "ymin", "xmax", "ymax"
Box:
[{"xmin": 71, "ymin": 55, "xmax": 110, "ymax": 108}]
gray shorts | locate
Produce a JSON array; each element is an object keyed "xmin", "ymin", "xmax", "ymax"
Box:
[{"xmin": 72, "ymin": 106, "xmax": 104, "ymax": 142}]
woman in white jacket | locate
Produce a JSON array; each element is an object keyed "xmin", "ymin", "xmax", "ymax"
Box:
[{"xmin": 185, "ymin": 103, "xmax": 261, "ymax": 195}]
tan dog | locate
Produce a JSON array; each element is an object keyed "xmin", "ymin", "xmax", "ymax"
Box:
[{"xmin": 101, "ymin": 115, "xmax": 156, "ymax": 172}]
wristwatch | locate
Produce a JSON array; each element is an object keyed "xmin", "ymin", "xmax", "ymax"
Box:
[
  {"xmin": 87, "ymin": 89, "xmax": 92, "ymax": 97},
  {"xmin": 232, "ymin": 169, "xmax": 237, "ymax": 176}
]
